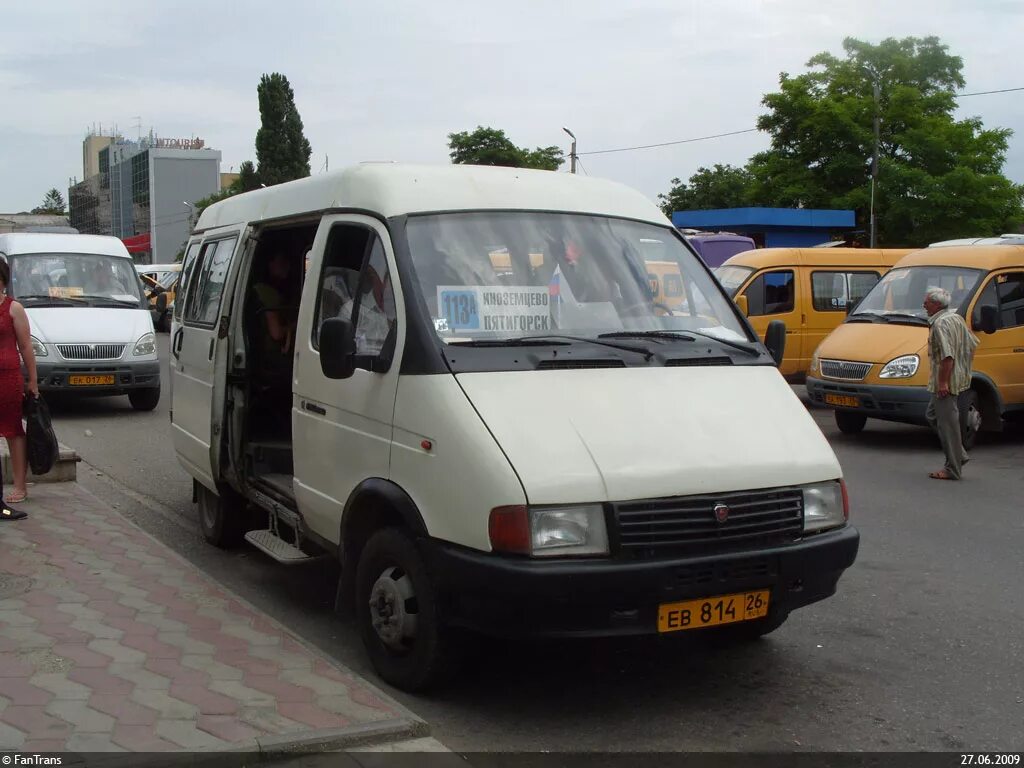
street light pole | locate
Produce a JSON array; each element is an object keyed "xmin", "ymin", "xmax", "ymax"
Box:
[
  {"xmin": 870, "ymin": 80, "xmax": 880, "ymax": 248},
  {"xmin": 183, "ymin": 201, "xmax": 196, "ymax": 231},
  {"xmin": 562, "ymin": 127, "xmax": 577, "ymax": 174}
]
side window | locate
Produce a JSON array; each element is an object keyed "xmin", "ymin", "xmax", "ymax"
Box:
[
  {"xmin": 996, "ymin": 272, "xmax": 1024, "ymax": 329},
  {"xmin": 745, "ymin": 270, "xmax": 794, "ymax": 316},
  {"xmin": 811, "ymin": 271, "xmax": 880, "ymax": 312},
  {"xmin": 185, "ymin": 236, "xmax": 237, "ymax": 326},
  {"xmin": 312, "ymin": 225, "xmax": 371, "ymax": 349},
  {"xmin": 353, "ymin": 239, "xmax": 397, "ymax": 360},
  {"xmin": 174, "ymin": 241, "xmax": 202, "ymax": 322},
  {"xmin": 971, "ymin": 278, "xmax": 999, "ymax": 330}
]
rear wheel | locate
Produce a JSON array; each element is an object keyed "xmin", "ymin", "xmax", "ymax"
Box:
[
  {"xmin": 196, "ymin": 482, "xmax": 246, "ymax": 548},
  {"xmin": 128, "ymin": 387, "xmax": 161, "ymax": 411},
  {"xmin": 356, "ymin": 527, "xmax": 454, "ymax": 692},
  {"xmin": 959, "ymin": 389, "xmax": 982, "ymax": 450},
  {"xmin": 834, "ymin": 410, "xmax": 867, "ymax": 434}
]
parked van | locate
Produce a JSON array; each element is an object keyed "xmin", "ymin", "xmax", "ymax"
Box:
[
  {"xmin": 715, "ymin": 248, "xmax": 911, "ymax": 382},
  {"xmin": 682, "ymin": 231, "xmax": 756, "ymax": 268},
  {"xmin": 806, "ymin": 245, "xmax": 1024, "ymax": 442},
  {"xmin": 0, "ymin": 233, "xmax": 160, "ymax": 410},
  {"xmin": 137, "ymin": 262, "xmax": 182, "ymax": 331},
  {"xmin": 171, "ymin": 164, "xmax": 858, "ymax": 691}
]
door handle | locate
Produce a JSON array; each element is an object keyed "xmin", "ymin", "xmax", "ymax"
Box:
[
  {"xmin": 172, "ymin": 328, "xmax": 184, "ymax": 359},
  {"xmin": 208, "ymin": 338, "xmax": 215, "ymax": 360},
  {"xmin": 303, "ymin": 401, "xmax": 327, "ymax": 416}
]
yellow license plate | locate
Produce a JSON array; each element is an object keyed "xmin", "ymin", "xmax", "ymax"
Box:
[
  {"xmin": 68, "ymin": 374, "xmax": 116, "ymax": 386},
  {"xmin": 658, "ymin": 590, "xmax": 770, "ymax": 633},
  {"xmin": 825, "ymin": 394, "xmax": 860, "ymax": 408}
]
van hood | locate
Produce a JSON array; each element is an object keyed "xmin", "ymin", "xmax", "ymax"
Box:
[
  {"xmin": 816, "ymin": 322, "xmax": 928, "ymax": 364},
  {"xmin": 27, "ymin": 307, "xmax": 153, "ymax": 344},
  {"xmin": 456, "ymin": 366, "xmax": 841, "ymax": 505}
]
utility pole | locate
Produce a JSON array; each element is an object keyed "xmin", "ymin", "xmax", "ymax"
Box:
[
  {"xmin": 870, "ymin": 80, "xmax": 881, "ymax": 248},
  {"xmin": 563, "ymin": 127, "xmax": 577, "ymax": 174}
]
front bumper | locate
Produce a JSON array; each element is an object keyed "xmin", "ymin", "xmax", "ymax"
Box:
[
  {"xmin": 34, "ymin": 359, "xmax": 161, "ymax": 396},
  {"xmin": 423, "ymin": 524, "xmax": 859, "ymax": 638},
  {"xmin": 806, "ymin": 376, "xmax": 930, "ymax": 425}
]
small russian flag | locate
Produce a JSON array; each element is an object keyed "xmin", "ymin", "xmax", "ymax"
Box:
[{"xmin": 548, "ymin": 265, "xmax": 562, "ymax": 303}]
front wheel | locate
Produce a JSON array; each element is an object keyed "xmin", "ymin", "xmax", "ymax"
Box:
[
  {"xmin": 128, "ymin": 387, "xmax": 161, "ymax": 411},
  {"xmin": 834, "ymin": 410, "xmax": 867, "ymax": 434},
  {"xmin": 709, "ymin": 611, "xmax": 789, "ymax": 644},
  {"xmin": 959, "ymin": 389, "xmax": 982, "ymax": 450},
  {"xmin": 356, "ymin": 527, "xmax": 454, "ymax": 692},
  {"xmin": 196, "ymin": 481, "xmax": 246, "ymax": 548}
]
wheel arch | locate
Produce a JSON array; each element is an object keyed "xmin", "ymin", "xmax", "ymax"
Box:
[{"xmin": 970, "ymin": 373, "xmax": 1003, "ymax": 432}]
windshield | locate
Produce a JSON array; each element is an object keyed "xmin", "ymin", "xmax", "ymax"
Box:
[
  {"xmin": 10, "ymin": 253, "xmax": 144, "ymax": 305},
  {"xmin": 851, "ymin": 265, "xmax": 982, "ymax": 320},
  {"xmin": 714, "ymin": 265, "xmax": 754, "ymax": 297},
  {"xmin": 406, "ymin": 212, "xmax": 748, "ymax": 343}
]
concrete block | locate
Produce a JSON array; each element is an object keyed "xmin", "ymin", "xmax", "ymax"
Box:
[{"xmin": 0, "ymin": 443, "xmax": 80, "ymax": 484}]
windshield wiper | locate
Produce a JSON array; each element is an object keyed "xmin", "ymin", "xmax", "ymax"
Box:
[
  {"xmin": 450, "ymin": 334, "xmax": 653, "ymax": 359},
  {"xmin": 882, "ymin": 312, "xmax": 928, "ymax": 326},
  {"xmin": 15, "ymin": 293, "xmax": 87, "ymax": 304},
  {"xmin": 847, "ymin": 312, "xmax": 887, "ymax": 323},
  {"xmin": 601, "ymin": 329, "xmax": 760, "ymax": 357},
  {"xmin": 79, "ymin": 295, "xmax": 141, "ymax": 306}
]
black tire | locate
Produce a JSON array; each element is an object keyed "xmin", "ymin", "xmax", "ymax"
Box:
[
  {"xmin": 128, "ymin": 387, "xmax": 161, "ymax": 411},
  {"xmin": 834, "ymin": 410, "xmax": 867, "ymax": 434},
  {"xmin": 959, "ymin": 389, "xmax": 982, "ymax": 451},
  {"xmin": 356, "ymin": 527, "xmax": 454, "ymax": 692},
  {"xmin": 196, "ymin": 481, "xmax": 246, "ymax": 548}
]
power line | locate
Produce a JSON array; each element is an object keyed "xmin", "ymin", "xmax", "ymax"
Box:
[
  {"xmin": 577, "ymin": 86, "xmax": 1023, "ymax": 157},
  {"xmin": 578, "ymin": 128, "xmax": 758, "ymax": 157}
]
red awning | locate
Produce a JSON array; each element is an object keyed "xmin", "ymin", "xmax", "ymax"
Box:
[{"xmin": 121, "ymin": 233, "xmax": 151, "ymax": 254}]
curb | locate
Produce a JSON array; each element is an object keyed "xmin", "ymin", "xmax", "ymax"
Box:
[{"xmin": 0, "ymin": 441, "xmax": 81, "ymax": 483}]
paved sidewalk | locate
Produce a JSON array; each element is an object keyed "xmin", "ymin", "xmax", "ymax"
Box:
[{"xmin": 0, "ymin": 482, "xmax": 428, "ymax": 753}]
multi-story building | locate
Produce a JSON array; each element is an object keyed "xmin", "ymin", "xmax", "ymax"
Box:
[{"xmin": 69, "ymin": 132, "xmax": 222, "ymax": 263}]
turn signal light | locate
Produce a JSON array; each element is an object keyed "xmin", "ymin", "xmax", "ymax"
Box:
[
  {"xmin": 840, "ymin": 479, "xmax": 850, "ymax": 521},
  {"xmin": 488, "ymin": 505, "xmax": 530, "ymax": 554}
]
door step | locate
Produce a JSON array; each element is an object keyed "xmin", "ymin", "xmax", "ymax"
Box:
[{"xmin": 244, "ymin": 529, "xmax": 315, "ymax": 564}]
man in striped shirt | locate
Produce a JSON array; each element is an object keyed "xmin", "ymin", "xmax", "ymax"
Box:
[{"xmin": 923, "ymin": 286, "xmax": 979, "ymax": 480}]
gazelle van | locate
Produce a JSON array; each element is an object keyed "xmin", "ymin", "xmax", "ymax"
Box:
[
  {"xmin": 0, "ymin": 232, "xmax": 160, "ymax": 410},
  {"xmin": 171, "ymin": 164, "xmax": 858, "ymax": 691}
]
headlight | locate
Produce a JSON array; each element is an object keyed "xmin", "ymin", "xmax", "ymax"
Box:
[
  {"xmin": 133, "ymin": 332, "xmax": 157, "ymax": 356},
  {"xmin": 810, "ymin": 350, "xmax": 820, "ymax": 373},
  {"xmin": 802, "ymin": 480, "xmax": 848, "ymax": 533},
  {"xmin": 489, "ymin": 504, "xmax": 609, "ymax": 557},
  {"xmin": 879, "ymin": 354, "xmax": 919, "ymax": 379},
  {"xmin": 30, "ymin": 336, "xmax": 48, "ymax": 357}
]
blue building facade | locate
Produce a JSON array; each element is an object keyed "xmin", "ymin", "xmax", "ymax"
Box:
[{"xmin": 672, "ymin": 207, "xmax": 856, "ymax": 248}]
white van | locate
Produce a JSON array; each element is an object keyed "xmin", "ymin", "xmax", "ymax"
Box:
[
  {"xmin": 171, "ymin": 164, "xmax": 858, "ymax": 691},
  {"xmin": 0, "ymin": 233, "xmax": 160, "ymax": 410}
]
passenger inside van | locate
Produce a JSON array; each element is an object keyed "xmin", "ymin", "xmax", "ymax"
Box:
[{"xmin": 251, "ymin": 252, "xmax": 300, "ymax": 369}]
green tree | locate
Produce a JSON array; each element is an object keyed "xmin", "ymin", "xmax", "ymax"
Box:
[
  {"xmin": 448, "ymin": 126, "xmax": 564, "ymax": 170},
  {"xmin": 746, "ymin": 36, "xmax": 1023, "ymax": 246},
  {"xmin": 255, "ymin": 73, "xmax": 312, "ymax": 186},
  {"xmin": 33, "ymin": 188, "xmax": 66, "ymax": 215},
  {"xmin": 658, "ymin": 164, "xmax": 753, "ymax": 215},
  {"xmin": 237, "ymin": 160, "xmax": 261, "ymax": 192}
]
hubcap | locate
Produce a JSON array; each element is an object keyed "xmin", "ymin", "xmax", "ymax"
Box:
[
  {"xmin": 967, "ymin": 404, "xmax": 982, "ymax": 433},
  {"xmin": 368, "ymin": 566, "xmax": 418, "ymax": 651}
]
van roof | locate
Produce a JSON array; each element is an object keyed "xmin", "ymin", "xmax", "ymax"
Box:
[
  {"xmin": 0, "ymin": 232, "xmax": 132, "ymax": 259},
  {"xmin": 136, "ymin": 263, "xmax": 182, "ymax": 272},
  {"xmin": 195, "ymin": 163, "xmax": 670, "ymax": 232},
  {"xmin": 928, "ymin": 234, "xmax": 1024, "ymax": 247},
  {"xmin": 894, "ymin": 244, "xmax": 1024, "ymax": 270},
  {"xmin": 719, "ymin": 247, "xmax": 912, "ymax": 270}
]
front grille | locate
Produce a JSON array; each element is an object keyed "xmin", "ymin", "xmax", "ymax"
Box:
[
  {"xmin": 820, "ymin": 359, "xmax": 872, "ymax": 381},
  {"xmin": 613, "ymin": 487, "xmax": 804, "ymax": 558},
  {"xmin": 57, "ymin": 344, "xmax": 126, "ymax": 361}
]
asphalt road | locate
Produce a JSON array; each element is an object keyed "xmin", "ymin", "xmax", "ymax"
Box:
[{"xmin": 49, "ymin": 335, "xmax": 1024, "ymax": 752}]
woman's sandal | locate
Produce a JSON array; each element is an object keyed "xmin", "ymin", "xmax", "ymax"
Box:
[
  {"xmin": 3, "ymin": 491, "xmax": 27, "ymax": 504},
  {"xmin": 0, "ymin": 504, "xmax": 27, "ymax": 520}
]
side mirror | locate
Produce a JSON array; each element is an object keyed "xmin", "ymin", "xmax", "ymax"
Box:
[
  {"xmin": 976, "ymin": 304, "xmax": 998, "ymax": 335},
  {"xmin": 764, "ymin": 319, "xmax": 786, "ymax": 367},
  {"xmin": 319, "ymin": 317, "xmax": 357, "ymax": 379},
  {"xmin": 734, "ymin": 294, "xmax": 749, "ymax": 316}
]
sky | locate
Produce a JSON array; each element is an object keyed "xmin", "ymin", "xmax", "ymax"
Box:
[{"xmin": 2, "ymin": 0, "xmax": 1023, "ymax": 214}]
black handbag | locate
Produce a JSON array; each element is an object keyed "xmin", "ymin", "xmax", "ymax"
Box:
[{"xmin": 23, "ymin": 394, "xmax": 59, "ymax": 476}]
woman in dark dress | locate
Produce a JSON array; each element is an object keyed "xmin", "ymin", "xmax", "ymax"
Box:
[{"xmin": 0, "ymin": 257, "xmax": 38, "ymax": 519}]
